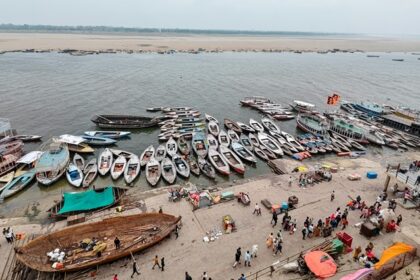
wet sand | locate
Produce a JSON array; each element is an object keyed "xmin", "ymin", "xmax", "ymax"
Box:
[
  {"xmin": 1, "ymin": 154, "xmax": 419, "ymax": 279},
  {"xmin": 1, "ymin": 32, "xmax": 420, "ymax": 52}
]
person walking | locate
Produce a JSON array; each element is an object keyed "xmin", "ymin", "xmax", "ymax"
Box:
[
  {"xmin": 185, "ymin": 272, "xmax": 193, "ymax": 280},
  {"xmin": 114, "ymin": 237, "xmax": 121, "ymax": 249},
  {"xmin": 244, "ymin": 251, "xmax": 251, "ymax": 267},
  {"xmin": 174, "ymin": 224, "xmax": 179, "ymax": 239},
  {"xmin": 353, "ymin": 246, "xmax": 362, "ymax": 261},
  {"xmin": 158, "ymin": 206, "xmax": 163, "ymax": 213},
  {"xmin": 271, "ymin": 211, "xmax": 278, "ymax": 227},
  {"xmin": 253, "ymin": 203, "xmax": 261, "ymax": 215},
  {"xmin": 288, "ymin": 176, "xmax": 293, "ymax": 187},
  {"xmin": 113, "ymin": 274, "xmax": 119, "ymax": 280},
  {"xmin": 302, "ymin": 227, "xmax": 307, "ymax": 240},
  {"xmin": 396, "ymin": 214, "xmax": 403, "ymax": 226},
  {"xmin": 233, "ymin": 247, "xmax": 242, "ymax": 267},
  {"xmin": 131, "ymin": 261, "xmax": 140, "ymax": 278},
  {"xmin": 238, "ymin": 273, "xmax": 246, "ymax": 280},
  {"xmin": 160, "ymin": 257, "xmax": 165, "ymax": 271},
  {"xmin": 273, "ymin": 240, "xmax": 282, "ymax": 256},
  {"xmin": 201, "ymin": 271, "xmax": 209, "ymax": 280},
  {"xmin": 330, "ymin": 191, "xmax": 335, "ymax": 202},
  {"xmin": 266, "ymin": 233, "xmax": 274, "ymax": 248},
  {"xmin": 152, "ymin": 255, "xmax": 161, "ymax": 270}
]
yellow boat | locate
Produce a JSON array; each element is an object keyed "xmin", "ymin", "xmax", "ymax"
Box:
[
  {"xmin": 55, "ymin": 135, "xmax": 94, "ymax": 154},
  {"xmin": 0, "ymin": 171, "xmax": 14, "ymax": 183}
]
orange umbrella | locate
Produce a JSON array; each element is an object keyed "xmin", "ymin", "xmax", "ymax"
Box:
[{"xmin": 304, "ymin": 251, "xmax": 337, "ymax": 278}]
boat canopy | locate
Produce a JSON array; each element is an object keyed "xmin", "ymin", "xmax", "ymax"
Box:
[
  {"xmin": 17, "ymin": 151, "xmax": 43, "ymax": 164},
  {"xmin": 304, "ymin": 250, "xmax": 337, "ymax": 278},
  {"xmin": 58, "ymin": 187, "xmax": 115, "ymax": 215},
  {"xmin": 57, "ymin": 134, "xmax": 86, "ymax": 145}
]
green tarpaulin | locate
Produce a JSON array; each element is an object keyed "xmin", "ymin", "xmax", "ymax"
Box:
[{"xmin": 58, "ymin": 187, "xmax": 115, "ymax": 215}]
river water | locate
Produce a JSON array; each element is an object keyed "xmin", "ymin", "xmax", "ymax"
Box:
[{"xmin": 0, "ymin": 52, "xmax": 419, "ymax": 217}]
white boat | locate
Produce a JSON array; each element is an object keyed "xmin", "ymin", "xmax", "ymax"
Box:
[
  {"xmin": 124, "ymin": 155, "xmax": 140, "ymax": 184},
  {"xmin": 82, "ymin": 163, "xmax": 97, "ymax": 188},
  {"xmin": 162, "ymin": 107, "xmax": 192, "ymax": 113},
  {"xmin": 161, "ymin": 157, "xmax": 176, "ymax": 184},
  {"xmin": 207, "ymin": 134, "xmax": 219, "ymax": 150},
  {"xmin": 72, "ymin": 153, "xmax": 85, "ymax": 172},
  {"xmin": 253, "ymin": 146, "xmax": 269, "ymax": 161},
  {"xmin": 249, "ymin": 119, "xmax": 264, "ymax": 132},
  {"xmin": 140, "ymin": 145, "xmax": 155, "ymax": 167},
  {"xmin": 259, "ymin": 145, "xmax": 277, "ymax": 159},
  {"xmin": 172, "ymin": 154, "xmax": 190, "ymax": 178},
  {"xmin": 218, "ymin": 145, "xmax": 245, "ymax": 174},
  {"xmin": 239, "ymin": 134, "xmax": 254, "ymax": 151},
  {"xmin": 66, "ymin": 163, "xmax": 83, "ymax": 188},
  {"xmin": 36, "ymin": 142, "xmax": 70, "ymax": 186},
  {"xmin": 231, "ymin": 142, "xmax": 256, "ymax": 163},
  {"xmin": 280, "ymin": 131, "xmax": 305, "ymax": 151},
  {"xmin": 227, "ymin": 129, "xmax": 240, "ymax": 143},
  {"xmin": 109, "ymin": 148, "xmax": 135, "ymax": 158},
  {"xmin": 177, "ymin": 136, "xmax": 191, "ymax": 155},
  {"xmin": 208, "ymin": 121, "xmax": 220, "ymax": 137},
  {"xmin": 155, "ymin": 145, "xmax": 167, "ymax": 162},
  {"xmin": 290, "ymin": 100, "xmax": 316, "ymax": 113},
  {"xmin": 83, "ymin": 158, "xmax": 97, "ymax": 174},
  {"xmin": 111, "ymin": 155, "xmax": 127, "ymax": 180},
  {"xmin": 236, "ymin": 122, "xmax": 255, "ymax": 133},
  {"xmin": 55, "ymin": 134, "xmax": 94, "ymax": 154},
  {"xmin": 218, "ymin": 130, "xmax": 230, "ymax": 147},
  {"xmin": 248, "ymin": 133, "xmax": 259, "ymax": 147},
  {"xmin": 97, "ymin": 148, "xmax": 113, "ymax": 176},
  {"xmin": 84, "ymin": 131, "xmax": 131, "ymax": 139},
  {"xmin": 205, "ymin": 113, "xmax": 219, "ymax": 124},
  {"xmin": 257, "ymin": 133, "xmax": 284, "ymax": 156},
  {"xmin": 192, "ymin": 132, "xmax": 208, "ymax": 158},
  {"xmin": 15, "ymin": 151, "xmax": 43, "ymax": 177},
  {"xmin": 198, "ymin": 158, "xmax": 216, "ymax": 179},
  {"xmin": 12, "ymin": 135, "xmax": 42, "ymax": 142},
  {"xmin": 146, "ymin": 158, "xmax": 161, "ymax": 186},
  {"xmin": 261, "ymin": 118, "xmax": 281, "ymax": 133},
  {"xmin": 166, "ymin": 137, "xmax": 178, "ymax": 157},
  {"xmin": 208, "ymin": 149, "xmax": 230, "ymax": 176}
]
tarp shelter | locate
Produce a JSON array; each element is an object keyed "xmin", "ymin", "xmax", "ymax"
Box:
[
  {"xmin": 374, "ymin": 242, "xmax": 415, "ymax": 270},
  {"xmin": 340, "ymin": 268, "xmax": 373, "ymax": 280},
  {"xmin": 58, "ymin": 187, "xmax": 115, "ymax": 215},
  {"xmin": 304, "ymin": 251, "xmax": 337, "ymax": 278}
]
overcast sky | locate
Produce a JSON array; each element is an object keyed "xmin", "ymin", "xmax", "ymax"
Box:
[{"xmin": 1, "ymin": 0, "xmax": 420, "ymax": 35}]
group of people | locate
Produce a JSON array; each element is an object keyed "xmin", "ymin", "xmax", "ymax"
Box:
[
  {"xmin": 184, "ymin": 271, "xmax": 213, "ymax": 280},
  {"xmin": 233, "ymin": 246, "xmax": 258, "ymax": 268},
  {"xmin": 352, "ymin": 242, "xmax": 380, "ymax": 268},
  {"xmin": 2, "ymin": 227, "xmax": 15, "ymax": 243}
]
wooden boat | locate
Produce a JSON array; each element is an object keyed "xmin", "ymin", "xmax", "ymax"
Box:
[
  {"xmin": 249, "ymin": 119, "xmax": 264, "ymax": 133},
  {"xmin": 248, "ymin": 133, "xmax": 259, "ymax": 147},
  {"xmin": 348, "ymin": 139, "xmax": 366, "ymax": 151},
  {"xmin": 258, "ymin": 133, "xmax": 284, "ymax": 156},
  {"xmin": 224, "ymin": 119, "xmax": 242, "ymax": 134},
  {"xmin": 281, "ymin": 132, "xmax": 305, "ymax": 151},
  {"xmin": 146, "ymin": 158, "xmax": 161, "ymax": 186},
  {"xmin": 90, "ymin": 115, "xmax": 159, "ymax": 129},
  {"xmin": 253, "ymin": 146, "xmax": 269, "ymax": 161},
  {"xmin": 177, "ymin": 136, "xmax": 191, "ymax": 156},
  {"xmin": 98, "ymin": 149, "xmax": 113, "ymax": 176},
  {"xmin": 165, "ymin": 110, "xmax": 198, "ymax": 116},
  {"xmin": 219, "ymin": 145, "xmax": 245, "ymax": 174},
  {"xmin": 47, "ymin": 186, "xmax": 128, "ymax": 219},
  {"xmin": 187, "ymin": 156, "xmax": 200, "ymax": 176},
  {"xmin": 81, "ymin": 135, "xmax": 116, "ymax": 146},
  {"xmin": 146, "ymin": 107, "xmax": 162, "ymax": 112},
  {"xmin": 207, "ymin": 134, "xmax": 219, "ymax": 150},
  {"xmin": 124, "ymin": 155, "xmax": 140, "ymax": 184},
  {"xmin": 84, "ymin": 131, "xmax": 131, "ymax": 139},
  {"xmin": 36, "ymin": 142, "xmax": 69, "ymax": 186},
  {"xmin": 73, "ymin": 153, "xmax": 85, "ymax": 172},
  {"xmin": 109, "ymin": 148, "xmax": 135, "ymax": 159},
  {"xmin": 205, "ymin": 113, "xmax": 219, "ymax": 124},
  {"xmin": 208, "ymin": 149, "xmax": 230, "ymax": 176},
  {"xmin": 66, "ymin": 164, "xmax": 83, "ymax": 188},
  {"xmin": 56, "ymin": 135, "xmax": 94, "ymax": 154},
  {"xmin": 0, "ymin": 140, "xmax": 24, "ymax": 158},
  {"xmin": 166, "ymin": 137, "xmax": 178, "ymax": 157},
  {"xmin": 239, "ymin": 134, "xmax": 254, "ymax": 151},
  {"xmin": 236, "ymin": 122, "xmax": 255, "ymax": 133},
  {"xmin": 111, "ymin": 156, "xmax": 127, "ymax": 180},
  {"xmin": 218, "ymin": 130, "xmax": 230, "ymax": 147},
  {"xmin": 231, "ymin": 142, "xmax": 256, "ymax": 163},
  {"xmin": 192, "ymin": 132, "xmax": 208, "ymax": 158},
  {"xmin": 208, "ymin": 121, "xmax": 220, "ymax": 137},
  {"xmin": 0, "ymin": 171, "xmax": 35, "ymax": 201},
  {"xmin": 227, "ymin": 129, "xmax": 240, "ymax": 143},
  {"xmin": 330, "ymin": 133, "xmax": 352, "ymax": 148},
  {"xmin": 155, "ymin": 145, "xmax": 167, "ymax": 162},
  {"xmin": 173, "ymin": 117, "xmax": 203, "ymax": 124},
  {"xmin": 161, "ymin": 158, "xmax": 176, "ymax": 184},
  {"xmin": 261, "ymin": 118, "xmax": 281, "ymax": 133},
  {"xmin": 11, "ymin": 135, "xmax": 42, "ymax": 142},
  {"xmin": 259, "ymin": 145, "xmax": 277, "ymax": 159},
  {"xmin": 14, "ymin": 151, "xmax": 43, "ymax": 177},
  {"xmin": 82, "ymin": 163, "xmax": 97, "ymax": 188},
  {"xmin": 172, "ymin": 154, "xmax": 190, "ymax": 178},
  {"xmin": 165, "ymin": 112, "xmax": 201, "ymax": 119},
  {"xmin": 140, "ymin": 145, "xmax": 155, "ymax": 167},
  {"xmin": 290, "ymin": 100, "xmax": 316, "ymax": 113},
  {"xmin": 198, "ymin": 158, "xmax": 216, "ymax": 179},
  {"xmin": 162, "ymin": 107, "xmax": 192, "ymax": 113},
  {"xmin": 0, "ymin": 171, "xmax": 14, "ymax": 183},
  {"xmin": 83, "ymin": 158, "xmax": 97, "ymax": 174}
]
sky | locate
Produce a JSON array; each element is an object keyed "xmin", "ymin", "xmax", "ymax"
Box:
[{"xmin": 1, "ymin": 0, "xmax": 420, "ymax": 35}]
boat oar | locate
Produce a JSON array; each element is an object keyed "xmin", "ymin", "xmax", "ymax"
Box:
[{"xmin": 95, "ymin": 115, "xmax": 114, "ymax": 123}]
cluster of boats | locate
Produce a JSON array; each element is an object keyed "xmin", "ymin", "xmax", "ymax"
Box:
[{"xmin": 240, "ymin": 96, "xmax": 297, "ymax": 120}]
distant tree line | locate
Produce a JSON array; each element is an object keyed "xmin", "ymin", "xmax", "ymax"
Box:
[{"xmin": 0, "ymin": 23, "xmax": 344, "ymax": 36}]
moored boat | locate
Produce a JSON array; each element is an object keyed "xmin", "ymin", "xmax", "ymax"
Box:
[
  {"xmin": 239, "ymin": 134, "xmax": 254, "ymax": 151},
  {"xmin": 91, "ymin": 115, "xmax": 159, "ymax": 129},
  {"xmin": 208, "ymin": 149, "xmax": 230, "ymax": 176},
  {"xmin": 36, "ymin": 142, "xmax": 70, "ymax": 186},
  {"xmin": 187, "ymin": 156, "xmax": 201, "ymax": 176},
  {"xmin": 161, "ymin": 158, "xmax": 176, "ymax": 184},
  {"xmin": 0, "ymin": 171, "xmax": 14, "ymax": 184},
  {"xmin": 109, "ymin": 148, "xmax": 135, "ymax": 158},
  {"xmin": 81, "ymin": 135, "xmax": 116, "ymax": 146},
  {"xmin": 249, "ymin": 119, "xmax": 264, "ymax": 133},
  {"xmin": 227, "ymin": 129, "xmax": 240, "ymax": 143},
  {"xmin": 208, "ymin": 121, "xmax": 220, "ymax": 137},
  {"xmin": 0, "ymin": 139, "xmax": 24, "ymax": 158},
  {"xmin": 56, "ymin": 135, "xmax": 94, "ymax": 154},
  {"xmin": 172, "ymin": 154, "xmax": 190, "ymax": 178},
  {"xmin": 231, "ymin": 142, "xmax": 256, "ymax": 163},
  {"xmin": 15, "ymin": 151, "xmax": 43, "ymax": 177},
  {"xmin": 258, "ymin": 133, "xmax": 284, "ymax": 156},
  {"xmin": 140, "ymin": 145, "xmax": 155, "ymax": 167},
  {"xmin": 66, "ymin": 164, "xmax": 83, "ymax": 188},
  {"xmin": 0, "ymin": 170, "xmax": 35, "ymax": 201},
  {"xmin": 85, "ymin": 131, "xmax": 131, "ymax": 139},
  {"xmin": 198, "ymin": 158, "xmax": 216, "ymax": 179},
  {"xmin": 253, "ymin": 146, "xmax": 269, "ymax": 161},
  {"xmin": 111, "ymin": 156, "xmax": 127, "ymax": 180},
  {"xmin": 224, "ymin": 119, "xmax": 242, "ymax": 134},
  {"xmin": 12, "ymin": 135, "xmax": 42, "ymax": 142},
  {"xmin": 259, "ymin": 144, "xmax": 277, "ymax": 159},
  {"xmin": 146, "ymin": 158, "xmax": 161, "ymax": 186},
  {"xmin": 236, "ymin": 122, "xmax": 255, "ymax": 133},
  {"xmin": 72, "ymin": 153, "xmax": 85, "ymax": 172},
  {"xmin": 155, "ymin": 145, "xmax": 167, "ymax": 162},
  {"xmin": 166, "ymin": 137, "xmax": 178, "ymax": 157},
  {"xmin": 296, "ymin": 114, "xmax": 329, "ymax": 136},
  {"xmin": 218, "ymin": 130, "xmax": 230, "ymax": 147},
  {"xmin": 177, "ymin": 136, "xmax": 191, "ymax": 156},
  {"xmin": 248, "ymin": 133, "xmax": 259, "ymax": 148},
  {"xmin": 218, "ymin": 145, "xmax": 245, "ymax": 174},
  {"xmin": 290, "ymin": 100, "xmax": 316, "ymax": 113},
  {"xmin": 261, "ymin": 118, "xmax": 281, "ymax": 133},
  {"xmin": 205, "ymin": 113, "xmax": 219, "ymax": 124},
  {"xmin": 82, "ymin": 163, "xmax": 97, "ymax": 188},
  {"xmin": 124, "ymin": 155, "xmax": 140, "ymax": 184},
  {"xmin": 207, "ymin": 134, "xmax": 219, "ymax": 150},
  {"xmin": 98, "ymin": 149, "xmax": 113, "ymax": 176}
]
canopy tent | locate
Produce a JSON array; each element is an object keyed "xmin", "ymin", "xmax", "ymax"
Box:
[
  {"xmin": 340, "ymin": 268, "xmax": 373, "ymax": 280},
  {"xmin": 374, "ymin": 242, "xmax": 415, "ymax": 270},
  {"xmin": 304, "ymin": 250, "xmax": 337, "ymax": 278},
  {"xmin": 58, "ymin": 187, "xmax": 115, "ymax": 215}
]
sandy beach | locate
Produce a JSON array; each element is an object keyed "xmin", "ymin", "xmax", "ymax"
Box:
[
  {"xmin": 1, "ymin": 153, "xmax": 419, "ymax": 280},
  {"xmin": 1, "ymin": 32, "xmax": 420, "ymax": 53}
]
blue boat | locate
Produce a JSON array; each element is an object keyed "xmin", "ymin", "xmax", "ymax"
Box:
[
  {"xmin": 80, "ymin": 135, "xmax": 117, "ymax": 146},
  {"xmin": 84, "ymin": 131, "xmax": 131, "ymax": 139},
  {"xmin": 36, "ymin": 142, "xmax": 70, "ymax": 186},
  {"xmin": 0, "ymin": 170, "xmax": 36, "ymax": 200},
  {"xmin": 352, "ymin": 102, "xmax": 386, "ymax": 117}
]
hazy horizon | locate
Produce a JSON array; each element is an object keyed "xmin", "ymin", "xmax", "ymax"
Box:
[{"xmin": 1, "ymin": 0, "xmax": 420, "ymax": 35}]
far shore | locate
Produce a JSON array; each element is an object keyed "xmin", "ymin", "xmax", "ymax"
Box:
[{"xmin": 1, "ymin": 32, "xmax": 420, "ymax": 54}]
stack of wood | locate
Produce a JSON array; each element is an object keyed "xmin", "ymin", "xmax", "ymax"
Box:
[
  {"xmin": 310, "ymin": 239, "xmax": 341, "ymax": 257},
  {"xmin": 267, "ymin": 159, "xmax": 289, "ymax": 175}
]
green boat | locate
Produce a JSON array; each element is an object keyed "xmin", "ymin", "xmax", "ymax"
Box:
[
  {"xmin": 329, "ymin": 118, "xmax": 369, "ymax": 144},
  {"xmin": 0, "ymin": 170, "xmax": 36, "ymax": 201}
]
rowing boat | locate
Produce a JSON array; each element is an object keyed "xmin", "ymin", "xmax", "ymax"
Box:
[
  {"xmin": 249, "ymin": 119, "xmax": 264, "ymax": 132},
  {"xmin": 259, "ymin": 145, "xmax": 277, "ymax": 159},
  {"xmin": 81, "ymin": 135, "xmax": 116, "ymax": 146},
  {"xmin": 97, "ymin": 149, "xmax": 113, "ymax": 176},
  {"xmin": 224, "ymin": 119, "xmax": 242, "ymax": 134},
  {"xmin": 66, "ymin": 164, "xmax": 83, "ymax": 188},
  {"xmin": 172, "ymin": 154, "xmax": 190, "ymax": 178},
  {"xmin": 0, "ymin": 170, "xmax": 35, "ymax": 201},
  {"xmin": 248, "ymin": 133, "xmax": 259, "ymax": 147},
  {"xmin": 236, "ymin": 122, "xmax": 255, "ymax": 133},
  {"xmin": 192, "ymin": 132, "xmax": 208, "ymax": 158},
  {"xmin": 11, "ymin": 135, "xmax": 42, "ymax": 142},
  {"xmin": 218, "ymin": 130, "xmax": 230, "ymax": 147},
  {"xmin": 140, "ymin": 145, "xmax": 155, "ymax": 167},
  {"xmin": 73, "ymin": 153, "xmax": 85, "ymax": 172},
  {"xmin": 82, "ymin": 163, "xmax": 97, "ymax": 188},
  {"xmin": 231, "ymin": 142, "xmax": 257, "ymax": 163},
  {"xmin": 227, "ymin": 129, "xmax": 240, "ymax": 143},
  {"xmin": 124, "ymin": 155, "xmax": 140, "ymax": 184},
  {"xmin": 208, "ymin": 121, "xmax": 220, "ymax": 137},
  {"xmin": 205, "ymin": 113, "xmax": 219, "ymax": 124},
  {"xmin": 109, "ymin": 148, "xmax": 136, "ymax": 159},
  {"xmin": 111, "ymin": 156, "xmax": 127, "ymax": 180},
  {"xmin": 253, "ymin": 146, "xmax": 269, "ymax": 161},
  {"xmin": 261, "ymin": 118, "xmax": 281, "ymax": 133},
  {"xmin": 90, "ymin": 114, "xmax": 159, "ymax": 129},
  {"xmin": 239, "ymin": 134, "xmax": 254, "ymax": 151},
  {"xmin": 83, "ymin": 158, "xmax": 97, "ymax": 174},
  {"xmin": 258, "ymin": 133, "xmax": 284, "ymax": 156},
  {"xmin": 187, "ymin": 156, "xmax": 201, "ymax": 176},
  {"xmin": 198, "ymin": 157, "xmax": 216, "ymax": 179},
  {"xmin": 146, "ymin": 158, "xmax": 161, "ymax": 186},
  {"xmin": 85, "ymin": 131, "xmax": 131, "ymax": 139},
  {"xmin": 161, "ymin": 158, "xmax": 176, "ymax": 184},
  {"xmin": 177, "ymin": 136, "xmax": 191, "ymax": 156},
  {"xmin": 155, "ymin": 145, "xmax": 167, "ymax": 162},
  {"xmin": 166, "ymin": 137, "xmax": 178, "ymax": 158},
  {"xmin": 219, "ymin": 145, "xmax": 245, "ymax": 174},
  {"xmin": 208, "ymin": 149, "xmax": 230, "ymax": 176}
]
